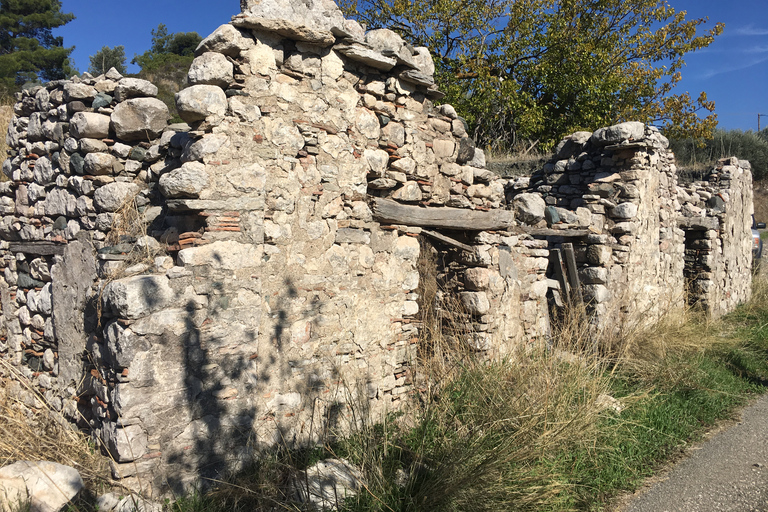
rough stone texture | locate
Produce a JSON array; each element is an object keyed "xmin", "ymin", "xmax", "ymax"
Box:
[
  {"xmin": 159, "ymin": 162, "xmax": 208, "ymax": 198},
  {"xmin": 187, "ymin": 52, "xmax": 234, "ymax": 87},
  {"xmin": 114, "ymin": 78, "xmax": 159, "ymax": 102},
  {"xmin": 508, "ymin": 122, "xmax": 751, "ymax": 328},
  {"xmin": 111, "ymin": 98, "xmax": 170, "ymax": 142},
  {"xmin": 239, "ymin": 0, "xmax": 347, "ymax": 34},
  {"xmin": 0, "ymin": 3, "xmax": 755, "ymax": 501},
  {"xmin": 101, "ymin": 275, "xmax": 174, "ymax": 319},
  {"xmin": 514, "ymin": 193, "xmax": 546, "ymax": 225},
  {"xmin": 175, "ymin": 85, "xmax": 228, "ymax": 123},
  {"xmin": 51, "ymin": 241, "xmax": 98, "ymax": 392},
  {"xmin": 292, "ymin": 459, "xmax": 365, "ymax": 511},
  {"xmin": 70, "ymin": 112, "xmax": 111, "ymax": 139},
  {"xmin": 93, "ymin": 182, "xmax": 141, "ymax": 212},
  {"xmin": 591, "ymin": 121, "xmax": 645, "ymax": 146},
  {"xmin": 0, "ymin": 461, "xmax": 83, "ymax": 512},
  {"xmin": 196, "ymin": 24, "xmax": 254, "ymax": 57}
]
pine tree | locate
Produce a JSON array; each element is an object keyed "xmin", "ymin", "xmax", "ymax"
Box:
[
  {"xmin": 0, "ymin": 0, "xmax": 75, "ymax": 94},
  {"xmin": 88, "ymin": 45, "xmax": 127, "ymax": 76}
]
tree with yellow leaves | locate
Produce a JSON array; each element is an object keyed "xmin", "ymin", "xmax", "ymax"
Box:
[{"xmin": 341, "ymin": 0, "xmax": 723, "ymax": 150}]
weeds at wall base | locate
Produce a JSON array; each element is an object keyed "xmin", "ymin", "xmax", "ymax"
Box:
[
  {"xmin": 153, "ymin": 282, "xmax": 768, "ymax": 511},
  {"xmin": 5, "ymin": 278, "xmax": 768, "ymax": 511}
]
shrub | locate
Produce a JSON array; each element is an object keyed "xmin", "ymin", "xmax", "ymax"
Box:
[{"xmin": 670, "ymin": 129, "xmax": 768, "ymax": 180}]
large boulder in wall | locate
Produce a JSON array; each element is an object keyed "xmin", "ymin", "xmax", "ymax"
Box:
[{"xmin": 110, "ymin": 97, "xmax": 169, "ymax": 142}]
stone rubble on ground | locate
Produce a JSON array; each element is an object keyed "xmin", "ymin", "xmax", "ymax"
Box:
[
  {"xmin": 291, "ymin": 458, "xmax": 366, "ymax": 511},
  {"xmin": 0, "ymin": 460, "xmax": 83, "ymax": 512}
]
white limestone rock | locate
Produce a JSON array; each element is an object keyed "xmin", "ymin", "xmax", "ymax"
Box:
[
  {"xmin": 111, "ymin": 98, "xmax": 170, "ymax": 142},
  {"xmin": 175, "ymin": 85, "xmax": 228, "ymax": 123},
  {"xmin": 0, "ymin": 461, "xmax": 83, "ymax": 512},
  {"xmin": 69, "ymin": 112, "xmax": 111, "ymax": 139},
  {"xmin": 178, "ymin": 241, "xmax": 262, "ymax": 270},
  {"xmin": 195, "ymin": 24, "xmax": 254, "ymax": 57},
  {"xmin": 64, "ymin": 82, "xmax": 97, "ymax": 101},
  {"xmin": 83, "ymin": 152, "xmax": 116, "ymax": 176},
  {"xmin": 159, "ymin": 162, "xmax": 209, "ymax": 198},
  {"xmin": 590, "ymin": 122, "xmax": 645, "ymax": 146},
  {"xmin": 412, "ymin": 47, "xmax": 435, "ymax": 76},
  {"xmin": 187, "ymin": 52, "xmax": 234, "ymax": 88},
  {"xmin": 292, "ymin": 459, "xmax": 365, "ymax": 512},
  {"xmin": 335, "ymin": 43, "xmax": 397, "ymax": 71},
  {"xmin": 93, "ymin": 182, "xmax": 140, "ymax": 212},
  {"xmin": 114, "ymin": 77, "xmax": 158, "ymax": 102},
  {"xmin": 239, "ymin": 0, "xmax": 347, "ymax": 36},
  {"xmin": 102, "ymin": 274, "xmax": 175, "ymax": 319},
  {"xmin": 513, "ymin": 192, "xmax": 546, "ymax": 225}
]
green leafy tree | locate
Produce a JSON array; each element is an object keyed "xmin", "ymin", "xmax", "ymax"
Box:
[
  {"xmin": 131, "ymin": 24, "xmax": 203, "ymax": 122},
  {"xmin": 88, "ymin": 45, "xmax": 126, "ymax": 75},
  {"xmin": 341, "ymin": 0, "xmax": 723, "ymax": 151},
  {"xmin": 131, "ymin": 23, "xmax": 202, "ymax": 73},
  {"xmin": 0, "ymin": 0, "xmax": 74, "ymax": 95}
]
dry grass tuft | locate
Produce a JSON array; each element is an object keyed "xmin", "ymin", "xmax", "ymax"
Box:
[{"xmin": 0, "ymin": 359, "xmax": 108, "ymax": 492}]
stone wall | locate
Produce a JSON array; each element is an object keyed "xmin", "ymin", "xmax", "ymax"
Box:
[
  {"xmin": 508, "ymin": 123, "xmax": 753, "ymax": 327},
  {"xmin": 678, "ymin": 158, "xmax": 753, "ymax": 317},
  {"xmin": 0, "ymin": 0, "xmax": 756, "ymax": 499}
]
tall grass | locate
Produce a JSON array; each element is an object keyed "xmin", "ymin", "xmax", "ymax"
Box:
[
  {"xmin": 4, "ymin": 262, "xmax": 768, "ymax": 511},
  {"xmin": 0, "ymin": 359, "xmax": 109, "ymax": 510}
]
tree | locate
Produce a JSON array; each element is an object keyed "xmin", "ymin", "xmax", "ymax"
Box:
[
  {"xmin": 131, "ymin": 24, "xmax": 203, "ymax": 122},
  {"xmin": 88, "ymin": 45, "xmax": 126, "ymax": 75},
  {"xmin": 131, "ymin": 23, "xmax": 202, "ymax": 73},
  {"xmin": 341, "ymin": 0, "xmax": 723, "ymax": 150},
  {"xmin": 0, "ymin": 0, "xmax": 74, "ymax": 94}
]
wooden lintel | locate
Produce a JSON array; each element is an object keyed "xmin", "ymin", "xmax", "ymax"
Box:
[
  {"xmin": 8, "ymin": 241, "xmax": 67, "ymax": 256},
  {"xmin": 370, "ymin": 197, "xmax": 514, "ymax": 231},
  {"xmin": 421, "ymin": 229, "xmax": 475, "ymax": 253}
]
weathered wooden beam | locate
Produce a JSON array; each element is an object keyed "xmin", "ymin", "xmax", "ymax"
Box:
[
  {"xmin": 8, "ymin": 241, "xmax": 67, "ymax": 256},
  {"xmin": 550, "ymin": 249, "xmax": 571, "ymax": 307},
  {"xmin": 421, "ymin": 229, "xmax": 475, "ymax": 253},
  {"xmin": 370, "ymin": 197, "xmax": 514, "ymax": 231},
  {"xmin": 562, "ymin": 243, "xmax": 584, "ymax": 305}
]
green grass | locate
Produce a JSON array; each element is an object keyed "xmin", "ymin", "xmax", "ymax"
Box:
[{"xmin": 9, "ymin": 280, "xmax": 768, "ymax": 512}]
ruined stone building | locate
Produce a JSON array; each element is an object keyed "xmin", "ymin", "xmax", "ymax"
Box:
[{"xmin": 0, "ymin": 0, "xmax": 755, "ymax": 496}]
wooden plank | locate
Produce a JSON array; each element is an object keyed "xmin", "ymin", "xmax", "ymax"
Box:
[
  {"xmin": 9, "ymin": 242, "xmax": 67, "ymax": 256},
  {"xmin": 370, "ymin": 197, "xmax": 515, "ymax": 231},
  {"xmin": 550, "ymin": 249, "xmax": 571, "ymax": 306},
  {"xmin": 562, "ymin": 243, "xmax": 583, "ymax": 305},
  {"xmin": 421, "ymin": 229, "xmax": 475, "ymax": 253}
]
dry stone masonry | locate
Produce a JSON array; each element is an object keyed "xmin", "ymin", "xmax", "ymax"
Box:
[{"xmin": 0, "ymin": 0, "xmax": 756, "ymax": 499}]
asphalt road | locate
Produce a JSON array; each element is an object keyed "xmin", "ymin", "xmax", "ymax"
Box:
[{"xmin": 618, "ymin": 394, "xmax": 768, "ymax": 512}]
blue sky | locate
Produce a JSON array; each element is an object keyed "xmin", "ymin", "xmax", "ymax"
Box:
[{"xmin": 56, "ymin": 0, "xmax": 767, "ymax": 132}]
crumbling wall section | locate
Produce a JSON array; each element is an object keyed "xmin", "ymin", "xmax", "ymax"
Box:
[
  {"xmin": 0, "ymin": 0, "xmax": 547, "ymax": 496},
  {"xmin": 679, "ymin": 158, "xmax": 753, "ymax": 316},
  {"xmin": 509, "ymin": 123, "xmax": 752, "ymax": 329}
]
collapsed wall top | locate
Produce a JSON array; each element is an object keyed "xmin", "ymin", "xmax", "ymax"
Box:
[
  {"xmin": 232, "ymin": 0, "xmax": 436, "ymax": 87},
  {"xmin": 240, "ymin": 0, "xmax": 349, "ymax": 34}
]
